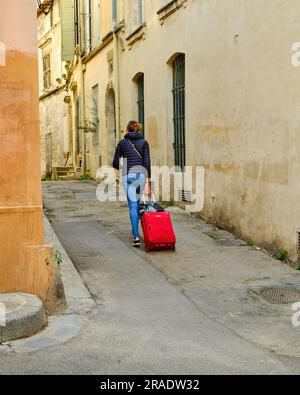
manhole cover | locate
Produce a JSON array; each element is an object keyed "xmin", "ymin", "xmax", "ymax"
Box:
[{"xmin": 258, "ymin": 287, "xmax": 300, "ymax": 304}]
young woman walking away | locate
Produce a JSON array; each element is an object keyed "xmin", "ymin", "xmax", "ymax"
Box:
[{"xmin": 113, "ymin": 121, "xmax": 151, "ymax": 247}]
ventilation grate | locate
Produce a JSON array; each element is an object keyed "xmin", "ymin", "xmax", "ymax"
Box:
[
  {"xmin": 178, "ymin": 190, "xmax": 192, "ymax": 203},
  {"xmin": 258, "ymin": 287, "xmax": 300, "ymax": 304}
]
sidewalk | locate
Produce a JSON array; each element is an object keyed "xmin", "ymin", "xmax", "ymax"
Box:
[
  {"xmin": 44, "ymin": 215, "xmax": 96, "ymax": 316},
  {"xmin": 0, "ymin": 215, "xmax": 95, "ymax": 355}
]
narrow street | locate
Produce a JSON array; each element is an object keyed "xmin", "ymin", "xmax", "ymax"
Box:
[
  {"xmin": 2, "ymin": 0, "xmax": 300, "ymax": 380},
  {"xmin": 0, "ymin": 181, "xmax": 299, "ymax": 375}
]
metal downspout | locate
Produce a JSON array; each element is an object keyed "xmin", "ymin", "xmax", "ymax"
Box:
[{"xmin": 112, "ymin": 0, "xmax": 121, "ymax": 140}]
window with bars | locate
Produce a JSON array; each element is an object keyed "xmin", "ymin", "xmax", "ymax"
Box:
[
  {"xmin": 137, "ymin": 74, "xmax": 145, "ymax": 136},
  {"xmin": 172, "ymin": 53, "xmax": 186, "ymax": 170},
  {"xmin": 43, "ymin": 53, "xmax": 51, "ymax": 90}
]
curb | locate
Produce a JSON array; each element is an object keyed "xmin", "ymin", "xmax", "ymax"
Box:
[
  {"xmin": 0, "ymin": 293, "xmax": 47, "ymax": 342},
  {"xmin": 43, "ymin": 215, "xmax": 96, "ymax": 315},
  {"xmin": 0, "ymin": 216, "xmax": 96, "ymax": 353}
]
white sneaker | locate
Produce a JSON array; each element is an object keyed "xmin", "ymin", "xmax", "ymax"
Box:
[{"xmin": 132, "ymin": 237, "xmax": 141, "ymax": 247}]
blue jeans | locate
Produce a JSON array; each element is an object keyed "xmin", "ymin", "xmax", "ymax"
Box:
[{"xmin": 122, "ymin": 173, "xmax": 146, "ymax": 239}]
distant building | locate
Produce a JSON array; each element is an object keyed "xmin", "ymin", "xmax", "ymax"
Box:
[{"xmin": 38, "ymin": 0, "xmax": 72, "ymax": 179}]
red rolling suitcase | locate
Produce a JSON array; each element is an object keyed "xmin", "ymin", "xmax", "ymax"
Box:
[{"xmin": 141, "ymin": 196, "xmax": 176, "ymax": 251}]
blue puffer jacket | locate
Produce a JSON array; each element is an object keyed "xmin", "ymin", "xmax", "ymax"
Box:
[{"xmin": 113, "ymin": 132, "xmax": 151, "ymax": 178}]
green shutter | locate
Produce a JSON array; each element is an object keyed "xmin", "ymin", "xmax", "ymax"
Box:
[
  {"xmin": 61, "ymin": 0, "xmax": 75, "ymax": 61},
  {"xmin": 92, "ymin": 0, "xmax": 101, "ymax": 47}
]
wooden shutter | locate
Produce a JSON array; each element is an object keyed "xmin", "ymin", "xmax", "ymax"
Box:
[{"xmin": 61, "ymin": 0, "xmax": 75, "ymax": 61}]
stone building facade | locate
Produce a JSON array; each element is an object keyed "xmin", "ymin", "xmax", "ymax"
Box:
[
  {"xmin": 39, "ymin": 0, "xmax": 300, "ymax": 260},
  {"xmin": 38, "ymin": 0, "xmax": 70, "ymax": 178}
]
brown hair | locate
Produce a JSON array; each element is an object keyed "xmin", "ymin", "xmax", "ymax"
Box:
[{"xmin": 127, "ymin": 120, "xmax": 143, "ymax": 133}]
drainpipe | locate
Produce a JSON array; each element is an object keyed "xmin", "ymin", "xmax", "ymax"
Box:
[
  {"xmin": 112, "ymin": 0, "xmax": 121, "ymax": 140},
  {"xmin": 81, "ymin": 0, "xmax": 91, "ymax": 174},
  {"xmin": 112, "ymin": 0, "xmax": 118, "ymax": 31},
  {"xmin": 82, "ymin": 61, "xmax": 87, "ymax": 174}
]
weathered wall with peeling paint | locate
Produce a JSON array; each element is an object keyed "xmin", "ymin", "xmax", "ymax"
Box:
[
  {"xmin": 191, "ymin": 0, "xmax": 300, "ymax": 258},
  {"xmin": 39, "ymin": 91, "xmax": 69, "ymax": 176},
  {"xmin": 113, "ymin": 0, "xmax": 300, "ymax": 259}
]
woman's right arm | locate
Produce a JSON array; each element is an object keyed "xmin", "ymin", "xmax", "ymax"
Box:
[
  {"xmin": 113, "ymin": 142, "xmax": 122, "ymax": 170},
  {"xmin": 142, "ymin": 141, "xmax": 152, "ymax": 195},
  {"xmin": 142, "ymin": 141, "xmax": 151, "ymax": 179}
]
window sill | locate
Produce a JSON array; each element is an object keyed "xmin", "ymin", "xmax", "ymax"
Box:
[
  {"xmin": 126, "ymin": 24, "xmax": 146, "ymax": 49},
  {"xmin": 39, "ymin": 85, "xmax": 65, "ymax": 101},
  {"xmin": 81, "ymin": 32, "xmax": 114, "ymax": 64},
  {"xmin": 157, "ymin": 0, "xmax": 188, "ymax": 24}
]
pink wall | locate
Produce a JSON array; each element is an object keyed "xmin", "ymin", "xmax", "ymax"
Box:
[
  {"xmin": 0, "ymin": 0, "xmax": 37, "ymax": 53},
  {"xmin": 0, "ymin": 0, "xmax": 44, "ymax": 292}
]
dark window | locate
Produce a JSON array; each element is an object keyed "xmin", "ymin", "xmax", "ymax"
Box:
[
  {"xmin": 137, "ymin": 74, "xmax": 145, "ymax": 136},
  {"xmin": 172, "ymin": 54, "xmax": 186, "ymax": 170},
  {"xmin": 43, "ymin": 53, "xmax": 51, "ymax": 90},
  {"xmin": 50, "ymin": 7, "xmax": 54, "ymax": 27},
  {"xmin": 74, "ymin": 0, "xmax": 80, "ymax": 46}
]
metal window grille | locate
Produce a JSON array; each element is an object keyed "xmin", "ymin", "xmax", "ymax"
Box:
[
  {"xmin": 172, "ymin": 54, "xmax": 186, "ymax": 170},
  {"xmin": 178, "ymin": 189, "xmax": 192, "ymax": 203}
]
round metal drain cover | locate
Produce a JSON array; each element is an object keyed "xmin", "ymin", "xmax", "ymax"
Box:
[{"xmin": 259, "ymin": 287, "xmax": 300, "ymax": 304}]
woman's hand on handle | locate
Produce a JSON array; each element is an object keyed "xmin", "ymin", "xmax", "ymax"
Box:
[{"xmin": 143, "ymin": 178, "xmax": 152, "ymax": 196}]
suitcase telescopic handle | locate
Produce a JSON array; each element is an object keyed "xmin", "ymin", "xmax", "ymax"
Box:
[{"xmin": 141, "ymin": 192, "xmax": 156, "ymax": 204}]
